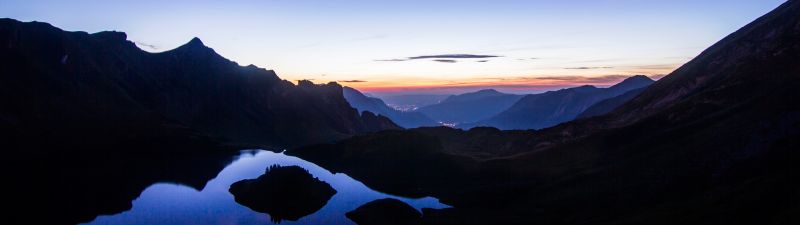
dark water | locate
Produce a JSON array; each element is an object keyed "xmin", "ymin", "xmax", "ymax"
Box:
[{"xmin": 82, "ymin": 150, "xmax": 448, "ymax": 225}]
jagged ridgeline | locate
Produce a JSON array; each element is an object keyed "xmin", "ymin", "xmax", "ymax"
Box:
[{"xmin": 0, "ymin": 18, "xmax": 400, "ymax": 151}]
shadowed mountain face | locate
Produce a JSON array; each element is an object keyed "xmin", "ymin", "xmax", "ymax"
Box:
[
  {"xmin": 375, "ymin": 94, "xmax": 451, "ymax": 111},
  {"xmin": 8, "ymin": 142, "xmax": 239, "ymax": 225},
  {"xmin": 576, "ymin": 86, "xmax": 648, "ymax": 119},
  {"xmin": 343, "ymin": 87, "xmax": 438, "ymax": 128},
  {"xmin": 417, "ymin": 89, "xmax": 523, "ymax": 125},
  {"xmin": 290, "ymin": 1, "xmax": 800, "ymax": 224},
  {"xmin": 0, "ymin": 18, "xmax": 399, "ymax": 150},
  {"xmin": 466, "ymin": 75, "xmax": 653, "ymax": 130},
  {"xmin": 229, "ymin": 165, "xmax": 337, "ymax": 223}
]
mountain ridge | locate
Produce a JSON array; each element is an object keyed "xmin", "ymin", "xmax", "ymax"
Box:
[
  {"xmin": 465, "ymin": 75, "xmax": 653, "ymax": 130},
  {"xmin": 0, "ymin": 18, "xmax": 399, "ymax": 150},
  {"xmin": 417, "ymin": 89, "xmax": 523, "ymax": 124},
  {"xmin": 343, "ymin": 86, "xmax": 438, "ymax": 128},
  {"xmin": 289, "ymin": 1, "xmax": 800, "ymax": 224},
  {"xmin": 576, "ymin": 86, "xmax": 648, "ymax": 119}
]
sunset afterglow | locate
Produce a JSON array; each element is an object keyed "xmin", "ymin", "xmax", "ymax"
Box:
[{"xmin": 2, "ymin": 0, "xmax": 784, "ymax": 94}]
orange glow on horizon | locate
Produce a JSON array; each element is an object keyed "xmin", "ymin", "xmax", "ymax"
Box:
[{"xmin": 337, "ymin": 74, "xmax": 667, "ymax": 93}]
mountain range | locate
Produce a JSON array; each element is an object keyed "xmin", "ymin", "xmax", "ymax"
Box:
[
  {"xmin": 574, "ymin": 86, "xmax": 649, "ymax": 119},
  {"xmin": 343, "ymin": 87, "xmax": 438, "ymax": 128},
  {"xmin": 416, "ymin": 89, "xmax": 523, "ymax": 125},
  {"xmin": 4, "ymin": 0, "xmax": 800, "ymax": 224},
  {"xmin": 462, "ymin": 75, "xmax": 654, "ymax": 130},
  {"xmin": 289, "ymin": 1, "xmax": 800, "ymax": 224},
  {"xmin": 0, "ymin": 18, "xmax": 399, "ymax": 151},
  {"xmin": 371, "ymin": 94, "xmax": 450, "ymax": 111}
]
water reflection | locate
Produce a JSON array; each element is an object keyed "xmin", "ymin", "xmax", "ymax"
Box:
[
  {"xmin": 230, "ymin": 165, "xmax": 337, "ymax": 223},
  {"xmin": 22, "ymin": 149, "xmax": 237, "ymax": 225},
  {"xmin": 84, "ymin": 150, "xmax": 448, "ymax": 225}
]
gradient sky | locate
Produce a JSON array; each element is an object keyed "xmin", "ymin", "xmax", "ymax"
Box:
[{"xmin": 1, "ymin": 0, "xmax": 787, "ymax": 94}]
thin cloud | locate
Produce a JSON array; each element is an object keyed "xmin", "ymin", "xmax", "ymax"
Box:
[
  {"xmin": 564, "ymin": 66, "xmax": 614, "ymax": 70},
  {"xmin": 409, "ymin": 54, "xmax": 500, "ymax": 59},
  {"xmin": 525, "ymin": 75, "xmax": 631, "ymax": 84},
  {"xmin": 135, "ymin": 41, "xmax": 159, "ymax": 50},
  {"xmin": 375, "ymin": 54, "xmax": 501, "ymax": 62},
  {"xmin": 356, "ymin": 74, "xmax": 653, "ymax": 94},
  {"xmin": 339, "ymin": 80, "xmax": 367, "ymax": 83},
  {"xmin": 477, "ymin": 60, "xmax": 489, "ymax": 63},
  {"xmin": 617, "ymin": 63, "xmax": 681, "ymax": 75},
  {"xmin": 627, "ymin": 64, "xmax": 678, "ymax": 70},
  {"xmin": 649, "ymin": 74, "xmax": 668, "ymax": 80}
]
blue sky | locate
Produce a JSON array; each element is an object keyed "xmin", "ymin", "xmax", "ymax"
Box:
[{"xmin": 1, "ymin": 0, "xmax": 787, "ymax": 94}]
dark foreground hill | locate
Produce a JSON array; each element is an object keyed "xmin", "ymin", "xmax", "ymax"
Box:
[
  {"xmin": 290, "ymin": 1, "xmax": 800, "ymax": 224},
  {"xmin": 0, "ymin": 18, "xmax": 399, "ymax": 151},
  {"xmin": 575, "ymin": 86, "xmax": 648, "ymax": 119},
  {"xmin": 0, "ymin": 19, "xmax": 398, "ymax": 224}
]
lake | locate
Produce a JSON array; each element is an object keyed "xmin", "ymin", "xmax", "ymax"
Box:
[{"xmin": 82, "ymin": 150, "xmax": 448, "ymax": 225}]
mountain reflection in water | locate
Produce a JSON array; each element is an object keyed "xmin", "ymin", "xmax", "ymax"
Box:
[{"xmin": 83, "ymin": 150, "xmax": 448, "ymax": 225}]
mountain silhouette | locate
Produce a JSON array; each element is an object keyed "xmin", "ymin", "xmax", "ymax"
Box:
[
  {"xmin": 343, "ymin": 87, "xmax": 438, "ymax": 128},
  {"xmin": 0, "ymin": 18, "xmax": 399, "ymax": 150},
  {"xmin": 229, "ymin": 165, "xmax": 337, "ymax": 223},
  {"xmin": 417, "ymin": 89, "xmax": 522, "ymax": 125},
  {"xmin": 346, "ymin": 198, "xmax": 422, "ymax": 225},
  {"xmin": 375, "ymin": 94, "xmax": 451, "ymax": 111},
  {"xmin": 575, "ymin": 86, "xmax": 648, "ymax": 119},
  {"xmin": 290, "ymin": 1, "xmax": 800, "ymax": 224},
  {"xmin": 465, "ymin": 75, "xmax": 653, "ymax": 130}
]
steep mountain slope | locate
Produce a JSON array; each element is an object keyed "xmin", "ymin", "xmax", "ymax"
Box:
[
  {"xmin": 417, "ymin": 89, "xmax": 522, "ymax": 124},
  {"xmin": 575, "ymin": 86, "xmax": 648, "ymax": 119},
  {"xmin": 290, "ymin": 1, "xmax": 800, "ymax": 224},
  {"xmin": 343, "ymin": 87, "xmax": 438, "ymax": 128},
  {"xmin": 468, "ymin": 75, "xmax": 653, "ymax": 130},
  {"xmin": 376, "ymin": 94, "xmax": 451, "ymax": 111},
  {"xmin": 0, "ymin": 18, "xmax": 399, "ymax": 150}
]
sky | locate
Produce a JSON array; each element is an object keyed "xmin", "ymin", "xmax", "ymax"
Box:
[{"xmin": 1, "ymin": 0, "xmax": 787, "ymax": 95}]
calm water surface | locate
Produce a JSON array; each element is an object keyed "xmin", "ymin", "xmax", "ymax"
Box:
[{"xmin": 83, "ymin": 150, "xmax": 448, "ymax": 225}]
